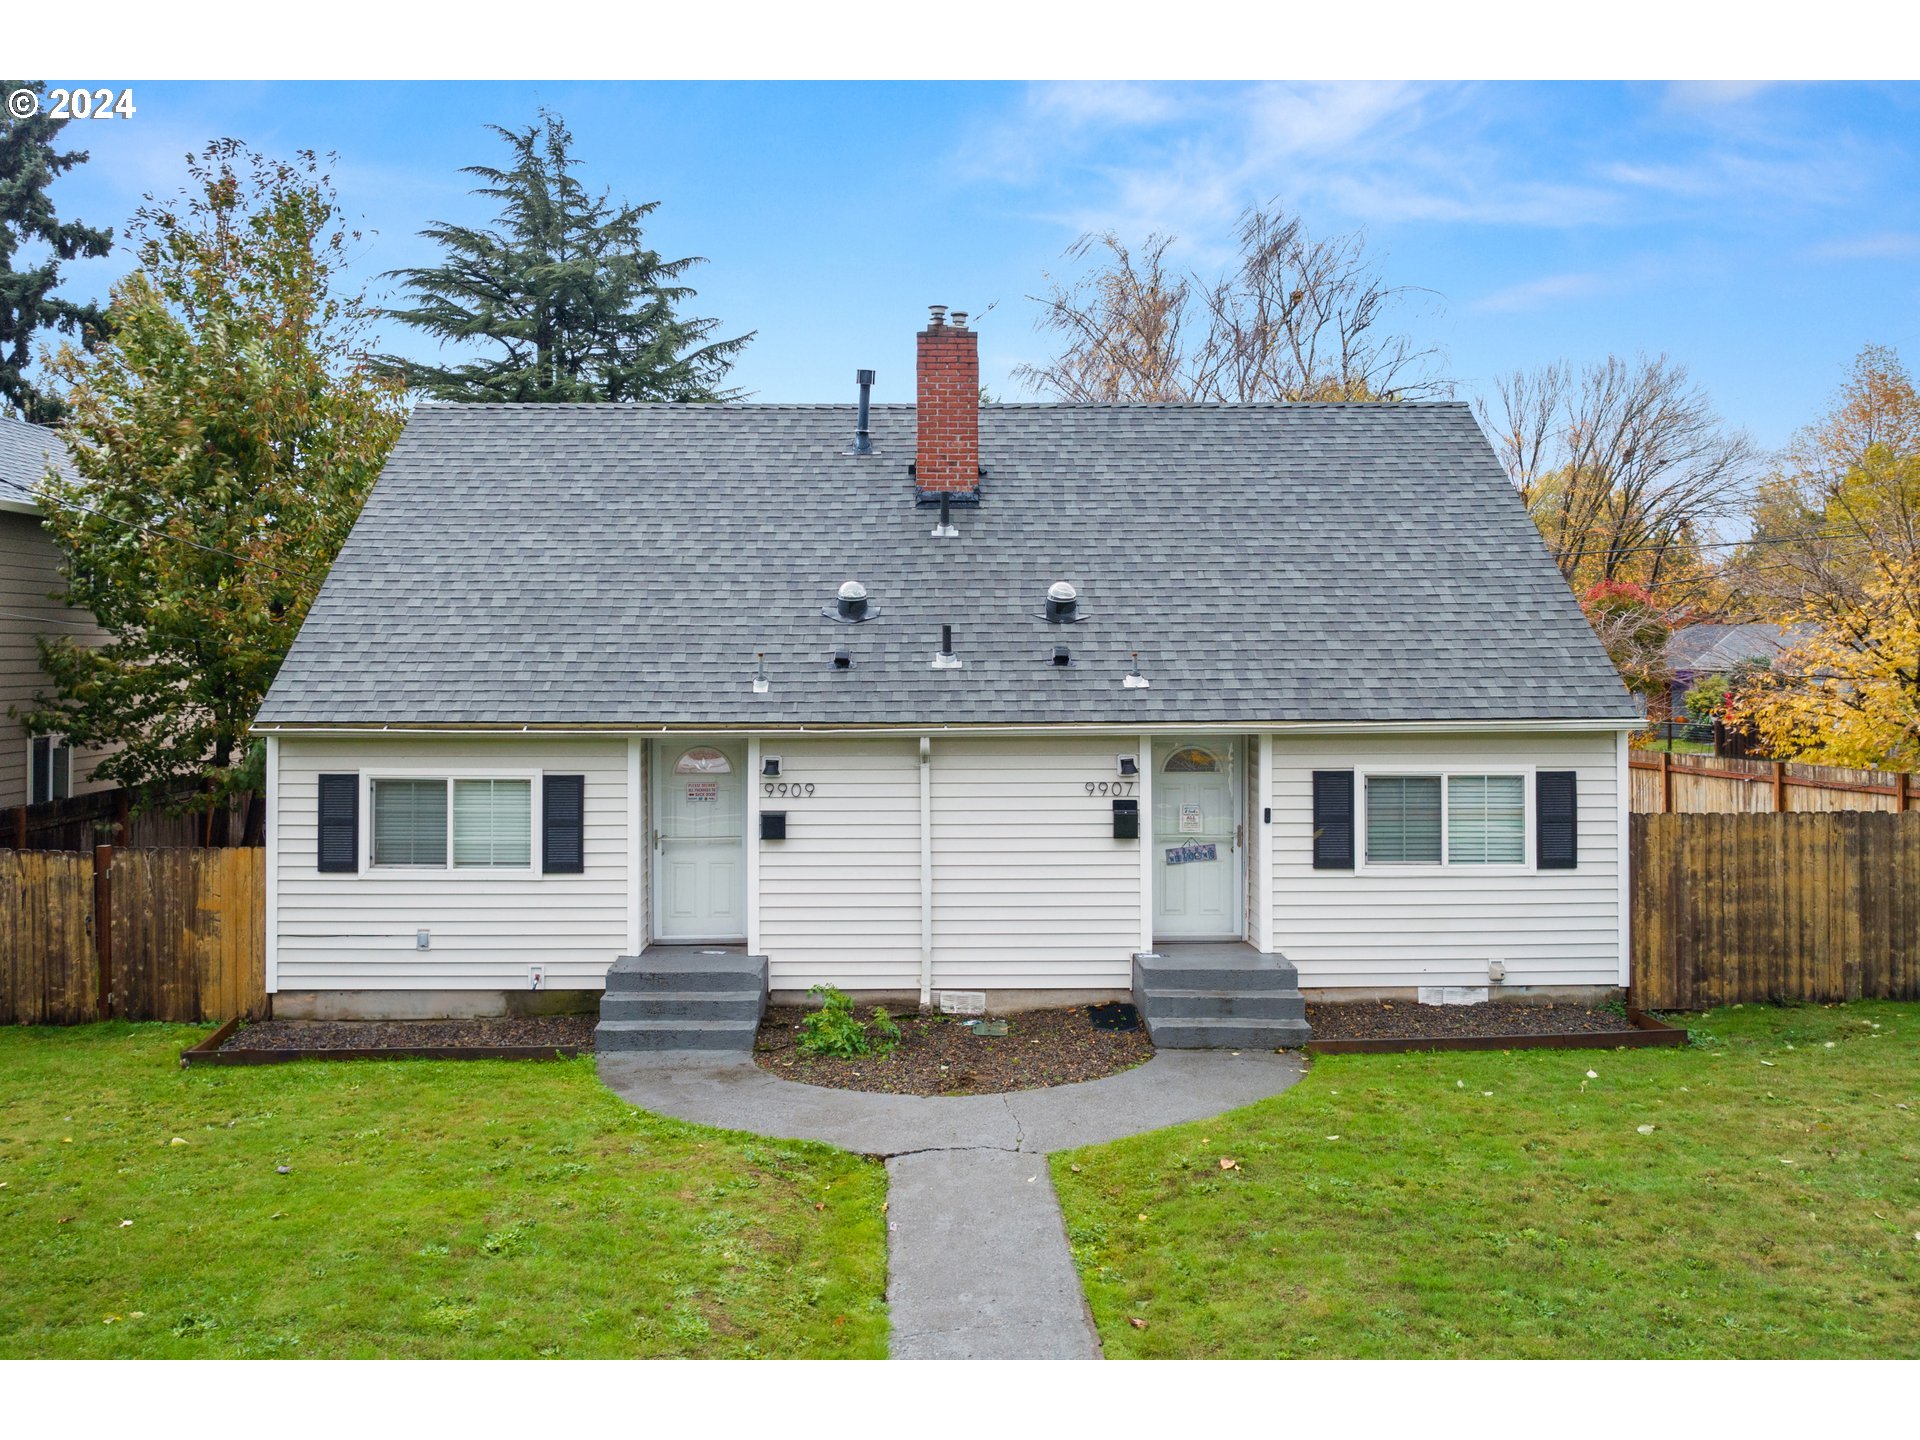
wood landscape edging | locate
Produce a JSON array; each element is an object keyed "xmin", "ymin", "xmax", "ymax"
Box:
[
  {"xmin": 178, "ymin": 1019, "xmax": 586, "ymax": 1067},
  {"xmin": 1302, "ymin": 1008, "xmax": 1687, "ymax": 1056}
]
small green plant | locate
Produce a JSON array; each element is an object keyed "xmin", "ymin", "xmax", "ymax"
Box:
[{"xmin": 797, "ymin": 986, "xmax": 901, "ymax": 1059}]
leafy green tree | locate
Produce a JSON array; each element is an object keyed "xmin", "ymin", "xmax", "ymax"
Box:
[
  {"xmin": 0, "ymin": 80, "xmax": 114, "ymax": 422},
  {"xmin": 26, "ymin": 141, "xmax": 405, "ymax": 819},
  {"xmin": 383, "ymin": 110, "xmax": 750, "ymax": 402}
]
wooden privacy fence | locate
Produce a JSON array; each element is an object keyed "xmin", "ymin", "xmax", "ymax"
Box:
[
  {"xmin": 1631, "ymin": 812, "xmax": 1920, "ymax": 1010},
  {"xmin": 0, "ymin": 846, "xmax": 266, "ymax": 1025},
  {"xmin": 1631, "ymin": 751, "xmax": 1915, "ymax": 815}
]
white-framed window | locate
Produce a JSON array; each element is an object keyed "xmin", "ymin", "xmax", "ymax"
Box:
[
  {"xmin": 1360, "ymin": 769, "xmax": 1532, "ymax": 870},
  {"xmin": 28, "ymin": 735, "xmax": 72, "ymax": 805},
  {"xmin": 367, "ymin": 772, "xmax": 538, "ymax": 872}
]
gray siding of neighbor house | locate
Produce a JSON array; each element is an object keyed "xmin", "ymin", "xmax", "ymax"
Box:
[{"xmin": 0, "ymin": 509, "xmax": 111, "ymax": 808}]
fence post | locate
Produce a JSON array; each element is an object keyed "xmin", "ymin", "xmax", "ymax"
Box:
[
  {"xmin": 1899, "ymin": 771, "xmax": 1911, "ymax": 814},
  {"xmin": 11, "ymin": 805, "xmax": 24, "ymax": 849},
  {"xmin": 93, "ymin": 844, "xmax": 113, "ymax": 1021},
  {"xmin": 1772, "ymin": 761, "xmax": 1787, "ymax": 813},
  {"xmin": 1659, "ymin": 751, "xmax": 1672, "ymax": 814}
]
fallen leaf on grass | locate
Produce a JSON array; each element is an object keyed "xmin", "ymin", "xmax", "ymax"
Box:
[
  {"xmin": 1219, "ymin": 1158, "xmax": 1238, "ymax": 1170},
  {"xmin": 1325, "ymin": 1135, "xmax": 1342, "ymax": 1142},
  {"xmin": 1137, "ymin": 1213, "xmax": 1149, "ymax": 1222},
  {"xmin": 1760, "ymin": 1060, "xmax": 1776, "ymax": 1067},
  {"xmin": 1128, "ymin": 1317, "xmax": 1148, "ymax": 1330},
  {"xmin": 1637, "ymin": 1125, "xmax": 1656, "ymax": 1135},
  {"xmin": 169, "ymin": 1138, "xmax": 187, "ymax": 1147},
  {"xmin": 118, "ymin": 1220, "xmax": 132, "ymax": 1228},
  {"xmin": 1586, "ymin": 1070, "xmax": 1598, "ymax": 1080},
  {"xmin": 1069, "ymin": 1164, "xmax": 1082, "ymax": 1173}
]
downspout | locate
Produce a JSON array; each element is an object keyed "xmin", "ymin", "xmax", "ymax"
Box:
[{"xmin": 919, "ymin": 735, "xmax": 933, "ymax": 1012}]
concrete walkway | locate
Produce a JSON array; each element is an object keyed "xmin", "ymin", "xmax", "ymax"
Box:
[{"xmin": 598, "ymin": 1048, "xmax": 1305, "ymax": 1360}]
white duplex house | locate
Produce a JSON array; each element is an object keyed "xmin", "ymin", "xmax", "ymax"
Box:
[{"xmin": 251, "ymin": 306, "xmax": 1639, "ymax": 1048}]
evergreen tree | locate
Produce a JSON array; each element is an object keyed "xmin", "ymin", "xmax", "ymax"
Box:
[
  {"xmin": 384, "ymin": 110, "xmax": 750, "ymax": 402},
  {"xmin": 0, "ymin": 80, "xmax": 114, "ymax": 422}
]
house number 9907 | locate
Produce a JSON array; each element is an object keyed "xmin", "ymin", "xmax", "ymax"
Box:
[
  {"xmin": 1085, "ymin": 781, "xmax": 1137, "ymax": 796},
  {"xmin": 763, "ymin": 782, "xmax": 816, "ymax": 797}
]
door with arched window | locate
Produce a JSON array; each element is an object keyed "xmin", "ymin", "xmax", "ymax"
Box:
[
  {"xmin": 1152, "ymin": 739, "xmax": 1242, "ymax": 939},
  {"xmin": 653, "ymin": 742, "xmax": 747, "ymax": 941}
]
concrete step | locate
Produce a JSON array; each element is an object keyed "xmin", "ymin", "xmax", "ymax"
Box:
[
  {"xmin": 594, "ymin": 1018, "xmax": 760, "ymax": 1053},
  {"xmin": 604, "ymin": 952, "xmax": 768, "ymax": 994},
  {"xmin": 1139, "ymin": 987, "xmax": 1307, "ymax": 1021},
  {"xmin": 598, "ymin": 990, "xmax": 767, "ymax": 1023},
  {"xmin": 1143, "ymin": 1016, "xmax": 1312, "ymax": 1050},
  {"xmin": 1132, "ymin": 952, "xmax": 1299, "ymax": 993}
]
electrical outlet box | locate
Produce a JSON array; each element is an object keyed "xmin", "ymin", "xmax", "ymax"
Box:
[{"xmin": 415, "ymin": 929, "xmax": 430, "ymax": 950}]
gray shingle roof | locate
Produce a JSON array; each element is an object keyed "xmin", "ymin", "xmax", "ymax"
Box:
[
  {"xmin": 1668, "ymin": 621, "xmax": 1816, "ymax": 673},
  {"xmin": 0, "ymin": 415, "xmax": 75, "ymax": 512},
  {"xmin": 257, "ymin": 401, "xmax": 1635, "ymax": 727}
]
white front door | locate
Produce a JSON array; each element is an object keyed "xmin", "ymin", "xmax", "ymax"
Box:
[
  {"xmin": 1153, "ymin": 740, "xmax": 1242, "ymax": 940},
  {"xmin": 654, "ymin": 742, "xmax": 747, "ymax": 941}
]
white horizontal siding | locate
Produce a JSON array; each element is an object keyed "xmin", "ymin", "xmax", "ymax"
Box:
[
  {"xmin": 930, "ymin": 737, "xmax": 1139, "ymax": 990},
  {"xmin": 275, "ymin": 736, "xmax": 630, "ymax": 991},
  {"xmin": 1269, "ymin": 731, "xmax": 1622, "ymax": 990},
  {"xmin": 756, "ymin": 739, "xmax": 922, "ymax": 991}
]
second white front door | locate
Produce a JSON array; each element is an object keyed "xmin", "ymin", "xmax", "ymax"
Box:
[
  {"xmin": 654, "ymin": 742, "xmax": 747, "ymax": 941},
  {"xmin": 1153, "ymin": 739, "xmax": 1242, "ymax": 940}
]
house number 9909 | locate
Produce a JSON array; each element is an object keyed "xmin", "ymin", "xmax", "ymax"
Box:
[
  {"xmin": 1085, "ymin": 781, "xmax": 1137, "ymax": 796},
  {"xmin": 763, "ymin": 782, "xmax": 816, "ymax": 797}
]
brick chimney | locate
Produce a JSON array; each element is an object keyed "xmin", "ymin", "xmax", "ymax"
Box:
[{"xmin": 915, "ymin": 304, "xmax": 979, "ymax": 498}]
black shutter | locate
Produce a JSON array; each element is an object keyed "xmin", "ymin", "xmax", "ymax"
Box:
[
  {"xmin": 1536, "ymin": 770, "xmax": 1578, "ymax": 869},
  {"xmin": 317, "ymin": 773, "xmax": 359, "ymax": 873},
  {"xmin": 542, "ymin": 774, "xmax": 585, "ymax": 874},
  {"xmin": 1312, "ymin": 770, "xmax": 1355, "ymax": 870}
]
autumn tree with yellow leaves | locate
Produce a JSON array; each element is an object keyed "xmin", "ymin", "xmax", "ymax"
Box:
[{"xmin": 1736, "ymin": 345, "xmax": 1920, "ymax": 770}]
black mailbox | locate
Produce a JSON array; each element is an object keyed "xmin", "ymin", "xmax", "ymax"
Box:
[
  {"xmin": 760, "ymin": 811, "xmax": 787, "ymax": 841},
  {"xmin": 1112, "ymin": 798, "xmax": 1139, "ymax": 840}
]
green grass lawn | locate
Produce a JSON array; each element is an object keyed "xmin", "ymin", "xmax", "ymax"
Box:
[
  {"xmin": 1054, "ymin": 1001, "xmax": 1920, "ymax": 1358},
  {"xmin": 0, "ymin": 1024, "xmax": 887, "ymax": 1358}
]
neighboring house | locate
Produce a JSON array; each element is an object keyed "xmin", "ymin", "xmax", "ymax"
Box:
[
  {"xmin": 252, "ymin": 306, "xmax": 1640, "ymax": 1041},
  {"xmin": 1666, "ymin": 621, "xmax": 1816, "ymax": 718},
  {"xmin": 0, "ymin": 415, "xmax": 111, "ymax": 811}
]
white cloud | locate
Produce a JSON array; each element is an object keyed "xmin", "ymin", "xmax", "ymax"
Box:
[
  {"xmin": 1468, "ymin": 270, "xmax": 1609, "ymax": 314},
  {"xmin": 1805, "ymin": 231, "xmax": 1920, "ymax": 261}
]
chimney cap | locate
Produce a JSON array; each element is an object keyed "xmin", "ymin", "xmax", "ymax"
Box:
[
  {"xmin": 855, "ymin": 368, "xmax": 875, "ymax": 385},
  {"xmin": 951, "ymin": 311, "xmax": 969, "ymax": 330},
  {"xmin": 927, "ymin": 304, "xmax": 948, "ymax": 327}
]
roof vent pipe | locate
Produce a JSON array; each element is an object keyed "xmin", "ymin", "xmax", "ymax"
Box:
[
  {"xmin": 846, "ymin": 369, "xmax": 875, "ymax": 456},
  {"xmin": 1045, "ymin": 580, "xmax": 1079, "ymax": 623},
  {"xmin": 931, "ymin": 624, "xmax": 963, "ymax": 670},
  {"xmin": 931, "ymin": 491, "xmax": 958, "ymax": 539}
]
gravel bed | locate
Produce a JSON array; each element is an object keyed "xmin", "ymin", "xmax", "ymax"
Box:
[
  {"xmin": 754, "ymin": 1004, "xmax": 1153, "ymax": 1096},
  {"xmin": 1305, "ymin": 999, "xmax": 1634, "ymax": 1041},
  {"xmin": 217, "ymin": 1016, "xmax": 597, "ymax": 1052}
]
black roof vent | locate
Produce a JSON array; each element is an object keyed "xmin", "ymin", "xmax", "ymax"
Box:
[
  {"xmin": 1043, "ymin": 580, "xmax": 1084, "ymax": 623},
  {"xmin": 1050, "ymin": 645, "xmax": 1072, "ymax": 667},
  {"xmin": 824, "ymin": 579, "xmax": 872, "ymax": 622},
  {"xmin": 833, "ymin": 647, "xmax": 852, "ymax": 669},
  {"xmin": 844, "ymin": 369, "xmax": 876, "ymax": 456}
]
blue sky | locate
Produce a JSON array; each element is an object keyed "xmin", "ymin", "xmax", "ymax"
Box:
[{"xmin": 27, "ymin": 79, "xmax": 1920, "ymax": 448}]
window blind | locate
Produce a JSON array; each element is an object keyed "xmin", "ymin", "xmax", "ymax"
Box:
[
  {"xmin": 1447, "ymin": 775, "xmax": 1526, "ymax": 864},
  {"xmin": 453, "ymin": 779, "xmax": 532, "ymax": 867},
  {"xmin": 1366, "ymin": 776, "xmax": 1442, "ymax": 863},
  {"xmin": 372, "ymin": 779, "xmax": 448, "ymax": 867}
]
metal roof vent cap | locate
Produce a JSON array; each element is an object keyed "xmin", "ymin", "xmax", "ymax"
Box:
[
  {"xmin": 824, "ymin": 579, "xmax": 873, "ymax": 622},
  {"xmin": 1044, "ymin": 580, "xmax": 1084, "ymax": 623}
]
